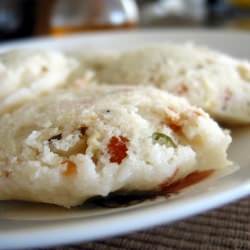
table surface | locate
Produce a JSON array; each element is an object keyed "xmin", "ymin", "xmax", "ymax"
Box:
[{"xmin": 39, "ymin": 197, "xmax": 250, "ymax": 250}]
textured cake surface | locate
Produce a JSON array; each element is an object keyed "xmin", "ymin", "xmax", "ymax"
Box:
[
  {"xmin": 0, "ymin": 49, "xmax": 77, "ymax": 114},
  {"xmin": 90, "ymin": 43, "xmax": 250, "ymax": 124},
  {"xmin": 0, "ymin": 86, "xmax": 231, "ymax": 207}
]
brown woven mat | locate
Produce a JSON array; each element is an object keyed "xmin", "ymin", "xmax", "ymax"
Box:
[{"xmin": 45, "ymin": 197, "xmax": 250, "ymax": 250}]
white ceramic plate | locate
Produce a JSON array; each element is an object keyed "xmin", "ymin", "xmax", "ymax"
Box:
[{"xmin": 1, "ymin": 29, "xmax": 250, "ymax": 250}]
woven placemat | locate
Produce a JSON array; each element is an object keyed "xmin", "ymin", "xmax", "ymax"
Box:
[{"xmin": 45, "ymin": 197, "xmax": 250, "ymax": 250}]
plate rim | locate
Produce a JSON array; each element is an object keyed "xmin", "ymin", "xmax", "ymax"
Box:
[
  {"xmin": 1, "ymin": 28, "xmax": 250, "ymax": 50},
  {"xmin": 1, "ymin": 181, "xmax": 250, "ymax": 250}
]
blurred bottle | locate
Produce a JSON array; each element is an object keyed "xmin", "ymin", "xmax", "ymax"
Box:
[
  {"xmin": 227, "ymin": 0, "xmax": 250, "ymax": 29},
  {"xmin": 49, "ymin": 0, "xmax": 138, "ymax": 36},
  {"xmin": 231, "ymin": 0, "xmax": 250, "ymax": 7},
  {"xmin": 139, "ymin": 0, "xmax": 206, "ymax": 27},
  {"xmin": 206, "ymin": 0, "xmax": 250, "ymax": 29}
]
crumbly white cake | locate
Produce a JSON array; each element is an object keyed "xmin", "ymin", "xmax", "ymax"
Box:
[
  {"xmin": 92, "ymin": 43, "xmax": 250, "ymax": 124},
  {"xmin": 0, "ymin": 86, "xmax": 231, "ymax": 207},
  {"xmin": 0, "ymin": 49, "xmax": 78, "ymax": 114}
]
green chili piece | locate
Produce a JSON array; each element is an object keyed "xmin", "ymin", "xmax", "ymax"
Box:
[{"xmin": 152, "ymin": 132, "xmax": 177, "ymax": 148}]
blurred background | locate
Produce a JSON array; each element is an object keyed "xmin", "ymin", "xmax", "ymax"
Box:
[{"xmin": 0, "ymin": 0, "xmax": 250, "ymax": 42}]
